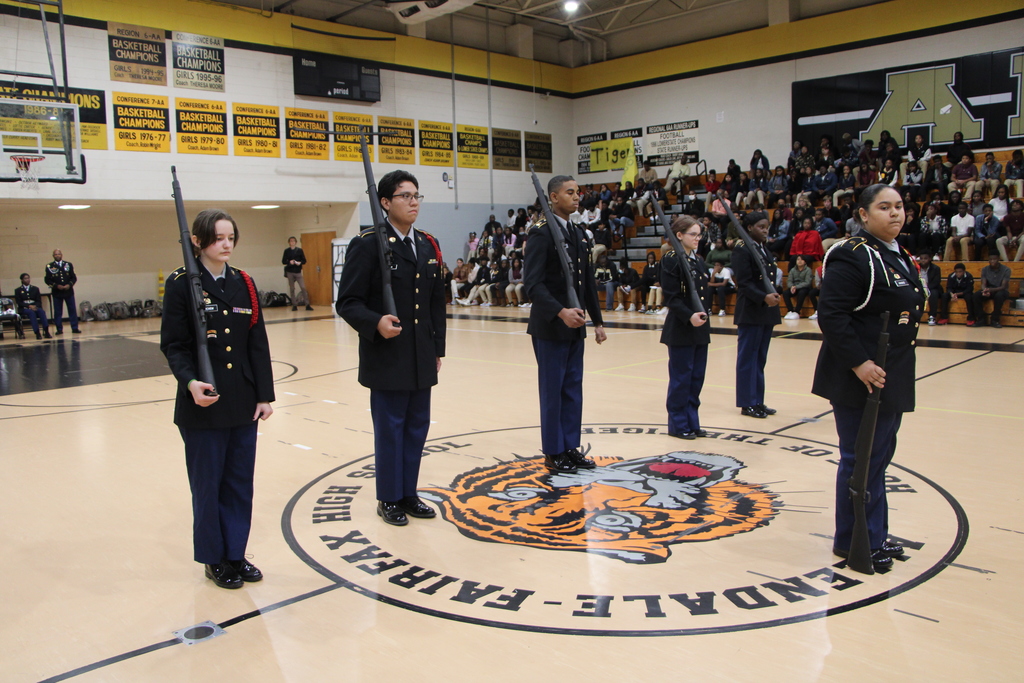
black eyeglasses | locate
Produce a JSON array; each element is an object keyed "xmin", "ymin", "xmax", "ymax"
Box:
[{"xmin": 392, "ymin": 192, "xmax": 424, "ymax": 202}]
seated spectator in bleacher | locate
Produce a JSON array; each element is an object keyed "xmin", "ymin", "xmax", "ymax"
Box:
[
  {"xmin": 923, "ymin": 155, "xmax": 950, "ymax": 200},
  {"xmin": 818, "ymin": 143, "xmax": 837, "ymax": 170},
  {"xmin": 617, "ymin": 180, "xmax": 634, "ymax": 202},
  {"xmin": 457, "ymin": 256, "xmax": 491, "ymax": 306},
  {"xmin": 1005, "ymin": 149, "xmax": 1023, "ymax": 198},
  {"xmin": 795, "ymin": 166, "xmax": 816, "ymax": 205},
  {"xmin": 782, "ymin": 256, "xmax": 817, "ymax": 320},
  {"xmin": 748, "ymin": 169, "xmax": 769, "ymax": 209},
  {"xmin": 706, "ymin": 260, "xmax": 736, "ymax": 317},
  {"xmin": 978, "ymin": 152, "xmax": 1002, "ymax": 198},
  {"xmin": 811, "ymin": 164, "xmax": 839, "ymax": 205},
  {"xmin": 814, "ymin": 207, "xmax": 839, "ymax": 250},
  {"xmin": 593, "ymin": 252, "xmax": 619, "ymax": 312},
  {"xmin": 974, "ymin": 204, "xmax": 1001, "ymax": 260},
  {"xmin": 789, "ymin": 216, "xmax": 824, "ymax": 267},
  {"xmin": 794, "ymin": 145, "xmax": 815, "ymax": 171},
  {"xmin": 719, "ymin": 173, "xmax": 739, "ymax": 205},
  {"xmin": 14, "ymin": 273, "xmax": 50, "ymax": 339},
  {"xmin": 637, "ymin": 160, "xmax": 658, "ymax": 187},
  {"xmin": 766, "ymin": 207, "xmax": 791, "ymax": 259},
  {"xmin": 854, "ymin": 163, "xmax": 877, "ymax": 200},
  {"xmin": 969, "ymin": 254, "xmax": 1011, "ymax": 327},
  {"xmin": 735, "ymin": 172, "xmax": 752, "ymax": 208},
  {"xmin": 938, "ymin": 262, "xmax": 973, "ymax": 325},
  {"xmin": 897, "ymin": 203, "xmax": 921, "ymax": 254},
  {"xmin": 948, "ymin": 154, "xmax": 978, "ymax": 198},
  {"xmin": 917, "ymin": 251, "xmax": 943, "ymax": 325},
  {"xmin": 667, "ymin": 159, "xmax": 690, "ymax": 196},
  {"xmin": 506, "ymin": 257, "xmax": 527, "ymax": 307},
  {"xmin": 489, "ymin": 258, "xmax": 509, "ymax": 305},
  {"xmin": 502, "ymin": 226, "xmax": 519, "ymax": 257},
  {"xmin": 945, "ymin": 202, "xmax": 974, "ymax": 262},
  {"xmin": 451, "ymin": 258, "xmax": 471, "ymax": 301},
  {"xmin": 990, "ymin": 185, "xmax": 1010, "ymax": 223},
  {"xmin": 609, "ymin": 196, "xmax": 634, "ymax": 239},
  {"xmin": 920, "ymin": 203, "xmax": 949, "ymax": 259},
  {"xmin": 833, "ymin": 164, "xmax": 856, "ymax": 206},
  {"xmin": 706, "ymin": 237, "xmax": 732, "ymax": 268},
  {"xmin": 614, "ymin": 256, "xmax": 641, "ymax": 311},
  {"xmin": 638, "ymin": 251, "xmax": 662, "ymax": 313},
  {"xmin": 785, "ymin": 167, "xmax": 803, "ymax": 205},
  {"xmin": 0, "ymin": 289, "xmax": 26, "ymax": 340},
  {"xmin": 878, "ymin": 158, "xmax": 899, "ymax": 187},
  {"xmin": 701, "ymin": 215, "xmax": 724, "ymax": 256},
  {"xmin": 513, "ymin": 208, "xmax": 528, "ymax": 231},
  {"xmin": 876, "ymin": 130, "xmax": 895, "ymax": 163},
  {"xmin": 711, "ymin": 193, "xmax": 735, "ymax": 236},
  {"xmin": 787, "ymin": 140, "xmax": 802, "ymax": 170},
  {"xmin": 598, "ymin": 184, "xmax": 613, "ymax": 203},
  {"xmin": 505, "ymin": 208, "xmax": 516, "ymax": 229},
  {"xmin": 857, "ymin": 139, "xmax": 877, "ymax": 173},
  {"xmin": 727, "ymin": 159, "xmax": 742, "ymax": 183},
  {"xmin": 903, "ymin": 133, "xmax": 932, "ymax": 178},
  {"xmin": 821, "ymin": 195, "xmax": 842, "ymax": 223},
  {"xmin": 940, "ymin": 190, "xmax": 963, "ymax": 222},
  {"xmin": 946, "ymin": 131, "xmax": 973, "ymax": 166},
  {"xmin": 750, "ymin": 149, "xmax": 770, "ymax": 175},
  {"xmin": 592, "ymin": 221, "xmax": 612, "ymax": 263},
  {"xmin": 767, "ymin": 166, "xmax": 788, "ymax": 207},
  {"xmin": 629, "ymin": 178, "xmax": 650, "ymax": 217},
  {"xmin": 651, "ymin": 181, "xmax": 670, "ymax": 216},
  {"xmin": 968, "ymin": 189, "xmax": 987, "ymax": 218},
  {"xmin": 996, "ymin": 199, "xmax": 1024, "ymax": 262},
  {"xmin": 903, "ymin": 161, "xmax": 924, "ymax": 201},
  {"xmin": 463, "ymin": 230, "xmax": 479, "ymax": 261},
  {"xmin": 704, "ymin": 171, "xmax": 720, "ymax": 196},
  {"xmin": 880, "ymin": 139, "xmax": 902, "ymax": 173}
]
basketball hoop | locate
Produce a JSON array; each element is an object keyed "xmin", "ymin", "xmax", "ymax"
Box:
[{"xmin": 11, "ymin": 154, "xmax": 45, "ymax": 189}]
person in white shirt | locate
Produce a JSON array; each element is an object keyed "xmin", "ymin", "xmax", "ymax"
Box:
[
  {"xmin": 945, "ymin": 202, "xmax": 974, "ymax": 262},
  {"xmin": 706, "ymin": 260, "xmax": 736, "ymax": 317},
  {"xmin": 667, "ymin": 159, "xmax": 691, "ymax": 196}
]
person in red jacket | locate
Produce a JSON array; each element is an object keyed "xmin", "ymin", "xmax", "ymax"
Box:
[{"xmin": 788, "ymin": 216, "xmax": 825, "ymax": 267}]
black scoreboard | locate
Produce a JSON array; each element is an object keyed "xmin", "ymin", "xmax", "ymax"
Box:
[{"xmin": 293, "ymin": 51, "xmax": 381, "ymax": 103}]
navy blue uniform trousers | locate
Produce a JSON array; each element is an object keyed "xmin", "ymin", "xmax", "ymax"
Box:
[
  {"xmin": 533, "ymin": 337, "xmax": 584, "ymax": 456},
  {"xmin": 667, "ymin": 344, "xmax": 708, "ymax": 434},
  {"xmin": 52, "ymin": 291, "xmax": 78, "ymax": 332},
  {"xmin": 735, "ymin": 323, "xmax": 773, "ymax": 408},
  {"xmin": 179, "ymin": 422, "xmax": 258, "ymax": 564},
  {"xmin": 832, "ymin": 404, "xmax": 902, "ymax": 552},
  {"xmin": 370, "ymin": 388, "xmax": 431, "ymax": 502}
]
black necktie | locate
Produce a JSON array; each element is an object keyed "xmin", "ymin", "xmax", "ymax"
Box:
[{"xmin": 218, "ymin": 277, "xmax": 227, "ymax": 291}]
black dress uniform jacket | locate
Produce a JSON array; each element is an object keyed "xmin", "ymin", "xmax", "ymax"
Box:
[
  {"xmin": 337, "ymin": 223, "xmax": 446, "ymax": 391},
  {"xmin": 524, "ymin": 218, "xmax": 604, "ymax": 341},
  {"xmin": 44, "ymin": 260, "xmax": 77, "ymax": 290},
  {"xmin": 161, "ymin": 264, "xmax": 275, "ymax": 429},
  {"xmin": 812, "ymin": 233, "xmax": 925, "ymax": 413},
  {"xmin": 14, "ymin": 284, "xmax": 43, "ymax": 309},
  {"xmin": 732, "ymin": 240, "xmax": 781, "ymax": 326},
  {"xmin": 660, "ymin": 251, "xmax": 711, "ymax": 347}
]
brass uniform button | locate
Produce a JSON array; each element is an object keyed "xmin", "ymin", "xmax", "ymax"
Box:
[
  {"xmin": 226, "ymin": 346, "xmax": 232, "ymax": 352},
  {"xmin": 223, "ymin": 310, "xmax": 228, "ymax": 315},
  {"xmin": 414, "ymin": 319, "xmax": 418, "ymax": 324},
  {"xmin": 227, "ymin": 362, "xmax": 233, "ymax": 369},
  {"xmin": 224, "ymin": 328, "xmax": 230, "ymax": 334},
  {"xmin": 415, "ymin": 304, "xmax": 419, "ymax": 310},
  {"xmin": 416, "ymin": 273, "xmax": 420, "ymax": 279},
  {"xmin": 910, "ymin": 341, "xmax": 916, "ymax": 347}
]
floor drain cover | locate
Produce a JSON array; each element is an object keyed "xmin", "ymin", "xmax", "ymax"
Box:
[{"xmin": 173, "ymin": 621, "xmax": 225, "ymax": 645}]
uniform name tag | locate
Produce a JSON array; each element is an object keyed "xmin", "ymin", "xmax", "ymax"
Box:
[
  {"xmin": 204, "ymin": 303, "xmax": 219, "ymax": 312},
  {"xmin": 232, "ymin": 307, "xmax": 253, "ymax": 315}
]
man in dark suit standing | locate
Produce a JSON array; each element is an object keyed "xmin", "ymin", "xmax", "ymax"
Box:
[
  {"xmin": 282, "ymin": 236, "xmax": 315, "ymax": 311},
  {"xmin": 337, "ymin": 170, "xmax": 446, "ymax": 526},
  {"xmin": 524, "ymin": 175, "xmax": 606, "ymax": 474},
  {"xmin": 44, "ymin": 249, "xmax": 81, "ymax": 335},
  {"xmin": 732, "ymin": 211, "xmax": 781, "ymax": 418}
]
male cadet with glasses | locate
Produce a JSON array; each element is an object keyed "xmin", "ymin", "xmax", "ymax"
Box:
[
  {"xmin": 337, "ymin": 171, "xmax": 446, "ymax": 526},
  {"xmin": 524, "ymin": 175, "xmax": 606, "ymax": 474},
  {"xmin": 44, "ymin": 249, "xmax": 81, "ymax": 335}
]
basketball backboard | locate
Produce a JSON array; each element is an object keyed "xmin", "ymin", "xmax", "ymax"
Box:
[{"xmin": 0, "ymin": 97, "xmax": 85, "ymax": 184}]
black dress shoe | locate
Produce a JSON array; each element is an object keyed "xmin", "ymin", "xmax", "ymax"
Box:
[
  {"xmin": 543, "ymin": 452, "xmax": 577, "ymax": 473},
  {"xmin": 832, "ymin": 547, "xmax": 895, "ymax": 570},
  {"xmin": 741, "ymin": 406, "xmax": 768, "ymax": 418},
  {"xmin": 35, "ymin": 332, "xmax": 42, "ymax": 340},
  {"xmin": 668, "ymin": 431, "xmax": 697, "ymax": 440},
  {"xmin": 377, "ymin": 501, "xmax": 409, "ymax": 526},
  {"xmin": 879, "ymin": 540, "xmax": 904, "ymax": 557},
  {"xmin": 565, "ymin": 448, "xmax": 596, "ymax": 469},
  {"xmin": 228, "ymin": 559, "xmax": 263, "ymax": 582},
  {"xmin": 692, "ymin": 429, "xmax": 709, "ymax": 438},
  {"xmin": 43, "ymin": 331, "xmax": 52, "ymax": 339},
  {"xmin": 305, "ymin": 305, "xmax": 314, "ymax": 311},
  {"xmin": 756, "ymin": 404, "xmax": 777, "ymax": 415},
  {"xmin": 54, "ymin": 329, "xmax": 63, "ymax": 336},
  {"xmin": 72, "ymin": 329, "xmax": 82, "ymax": 334},
  {"xmin": 399, "ymin": 496, "xmax": 436, "ymax": 518},
  {"xmin": 291, "ymin": 305, "xmax": 298, "ymax": 311},
  {"xmin": 205, "ymin": 562, "xmax": 243, "ymax": 589},
  {"xmin": 991, "ymin": 322, "xmax": 1002, "ymax": 328}
]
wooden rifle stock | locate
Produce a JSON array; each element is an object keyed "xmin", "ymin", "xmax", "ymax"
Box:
[
  {"xmin": 717, "ymin": 190, "xmax": 777, "ymax": 295},
  {"xmin": 847, "ymin": 310, "xmax": 891, "ymax": 574},
  {"xmin": 649, "ymin": 191, "xmax": 706, "ymax": 319},
  {"xmin": 170, "ymin": 166, "xmax": 217, "ymax": 396},
  {"xmin": 530, "ymin": 165, "xmax": 581, "ymax": 310}
]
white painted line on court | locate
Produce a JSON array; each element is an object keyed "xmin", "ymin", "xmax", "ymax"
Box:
[{"xmin": 293, "ymin": 443, "xmax": 312, "ymax": 450}]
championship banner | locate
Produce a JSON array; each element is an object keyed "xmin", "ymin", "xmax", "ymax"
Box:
[
  {"xmin": 108, "ymin": 23, "xmax": 167, "ymax": 86},
  {"xmin": 172, "ymin": 32, "xmax": 225, "ymax": 92},
  {"xmin": 525, "ymin": 131, "xmax": 552, "ymax": 173},
  {"xmin": 589, "ymin": 137, "xmax": 633, "ymax": 173},
  {"xmin": 457, "ymin": 124, "xmax": 488, "ymax": 169},
  {"xmin": 491, "ymin": 128, "xmax": 521, "ymax": 171},
  {"xmin": 378, "ymin": 116, "xmax": 414, "ymax": 164},
  {"xmin": 333, "ymin": 112, "xmax": 374, "ymax": 162},
  {"xmin": 112, "ymin": 92, "xmax": 170, "ymax": 152},
  {"xmin": 645, "ymin": 120, "xmax": 699, "ymax": 166},
  {"xmin": 175, "ymin": 98, "xmax": 227, "ymax": 155},
  {"xmin": 285, "ymin": 107, "xmax": 330, "ymax": 160},
  {"xmin": 0, "ymin": 81, "xmax": 107, "ymax": 150},
  {"xmin": 576, "ymin": 132, "xmax": 606, "ymax": 174},
  {"xmin": 232, "ymin": 103, "xmax": 280, "ymax": 157},
  {"xmin": 419, "ymin": 120, "xmax": 453, "ymax": 166}
]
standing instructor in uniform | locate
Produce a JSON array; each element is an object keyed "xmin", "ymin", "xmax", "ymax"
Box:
[
  {"xmin": 813, "ymin": 184, "xmax": 922, "ymax": 570},
  {"xmin": 44, "ymin": 249, "xmax": 81, "ymax": 335},
  {"xmin": 524, "ymin": 175, "xmax": 606, "ymax": 474},
  {"xmin": 337, "ymin": 170, "xmax": 446, "ymax": 526}
]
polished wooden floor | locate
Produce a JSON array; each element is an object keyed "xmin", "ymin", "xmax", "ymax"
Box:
[{"xmin": 1, "ymin": 305, "xmax": 1021, "ymax": 682}]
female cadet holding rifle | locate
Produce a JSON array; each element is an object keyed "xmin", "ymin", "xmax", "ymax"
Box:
[{"xmin": 812, "ymin": 184, "xmax": 924, "ymax": 570}]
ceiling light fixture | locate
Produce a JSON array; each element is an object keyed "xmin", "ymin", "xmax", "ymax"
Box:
[
  {"xmin": 58, "ymin": 204, "xmax": 91, "ymax": 210},
  {"xmin": 565, "ymin": 1, "xmax": 579, "ymax": 12},
  {"xmin": 251, "ymin": 205, "xmax": 280, "ymax": 209}
]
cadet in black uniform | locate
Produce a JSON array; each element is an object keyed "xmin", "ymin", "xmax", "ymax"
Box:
[
  {"xmin": 524, "ymin": 175, "xmax": 606, "ymax": 474},
  {"xmin": 337, "ymin": 170, "xmax": 446, "ymax": 527},
  {"xmin": 44, "ymin": 249, "xmax": 80, "ymax": 335},
  {"xmin": 161, "ymin": 209, "xmax": 275, "ymax": 589},
  {"xmin": 813, "ymin": 184, "xmax": 923, "ymax": 570},
  {"xmin": 661, "ymin": 216, "xmax": 711, "ymax": 439},
  {"xmin": 15, "ymin": 273, "xmax": 50, "ymax": 339},
  {"xmin": 732, "ymin": 211, "xmax": 781, "ymax": 418}
]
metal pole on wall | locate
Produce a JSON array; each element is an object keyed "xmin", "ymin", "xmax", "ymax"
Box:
[
  {"xmin": 450, "ymin": 14, "xmax": 458, "ymax": 210},
  {"xmin": 486, "ymin": 7, "xmax": 494, "ymax": 211}
]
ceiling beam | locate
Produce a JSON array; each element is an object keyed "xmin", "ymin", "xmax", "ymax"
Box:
[{"xmin": 597, "ymin": 0, "xmax": 749, "ymax": 36}]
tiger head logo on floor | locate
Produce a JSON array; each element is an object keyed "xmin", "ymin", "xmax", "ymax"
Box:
[{"xmin": 420, "ymin": 451, "xmax": 778, "ymax": 564}]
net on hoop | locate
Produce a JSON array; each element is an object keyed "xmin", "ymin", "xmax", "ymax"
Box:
[{"xmin": 11, "ymin": 154, "xmax": 45, "ymax": 189}]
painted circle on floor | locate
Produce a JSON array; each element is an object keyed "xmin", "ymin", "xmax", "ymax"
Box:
[{"xmin": 283, "ymin": 424, "xmax": 966, "ymax": 636}]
